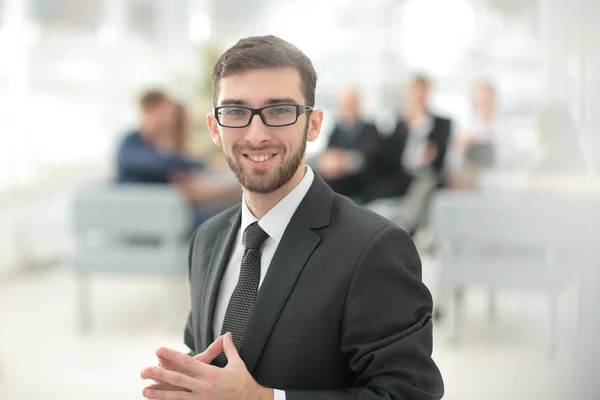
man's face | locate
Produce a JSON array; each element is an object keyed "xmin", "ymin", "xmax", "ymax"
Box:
[
  {"xmin": 207, "ymin": 67, "xmax": 322, "ymax": 194},
  {"xmin": 409, "ymin": 81, "xmax": 429, "ymax": 109},
  {"xmin": 338, "ymin": 89, "xmax": 360, "ymax": 123},
  {"xmin": 144, "ymin": 101, "xmax": 175, "ymax": 137},
  {"xmin": 474, "ymin": 84, "xmax": 495, "ymax": 113}
]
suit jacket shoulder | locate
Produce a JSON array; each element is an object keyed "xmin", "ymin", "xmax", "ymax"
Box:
[
  {"xmin": 189, "ymin": 204, "xmax": 240, "ymax": 268},
  {"xmin": 331, "ymin": 193, "xmax": 398, "ymax": 235}
]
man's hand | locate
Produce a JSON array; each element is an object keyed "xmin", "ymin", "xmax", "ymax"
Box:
[
  {"xmin": 318, "ymin": 149, "xmax": 355, "ymax": 180},
  {"xmin": 171, "ymin": 171, "xmax": 200, "ymax": 202},
  {"xmin": 420, "ymin": 144, "xmax": 438, "ymax": 168},
  {"xmin": 142, "ymin": 335, "xmax": 224, "ymax": 396},
  {"xmin": 141, "ymin": 332, "xmax": 273, "ymax": 400}
]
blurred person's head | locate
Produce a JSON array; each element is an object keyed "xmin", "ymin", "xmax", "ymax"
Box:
[
  {"xmin": 138, "ymin": 89, "xmax": 175, "ymax": 140},
  {"xmin": 207, "ymin": 35, "xmax": 324, "ymax": 195},
  {"xmin": 407, "ymin": 74, "xmax": 431, "ymax": 116},
  {"xmin": 337, "ymin": 87, "xmax": 361, "ymax": 124},
  {"xmin": 473, "ymin": 81, "xmax": 496, "ymax": 122}
]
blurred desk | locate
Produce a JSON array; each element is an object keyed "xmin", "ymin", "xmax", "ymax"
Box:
[{"xmin": 477, "ymin": 171, "xmax": 600, "ymax": 195}]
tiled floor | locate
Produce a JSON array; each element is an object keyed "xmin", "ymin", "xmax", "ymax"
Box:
[{"xmin": 0, "ymin": 260, "xmax": 581, "ymax": 399}]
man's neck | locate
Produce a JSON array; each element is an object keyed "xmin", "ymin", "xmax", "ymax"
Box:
[
  {"xmin": 243, "ymin": 165, "xmax": 307, "ymax": 219},
  {"xmin": 479, "ymin": 110, "xmax": 495, "ymax": 126},
  {"xmin": 340, "ymin": 116, "xmax": 360, "ymax": 126},
  {"xmin": 406, "ymin": 106, "xmax": 427, "ymax": 122},
  {"xmin": 138, "ymin": 125, "xmax": 155, "ymax": 144}
]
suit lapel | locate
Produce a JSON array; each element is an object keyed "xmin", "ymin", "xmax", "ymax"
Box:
[
  {"xmin": 199, "ymin": 210, "xmax": 240, "ymax": 350},
  {"xmin": 240, "ymin": 174, "xmax": 334, "ymax": 372}
]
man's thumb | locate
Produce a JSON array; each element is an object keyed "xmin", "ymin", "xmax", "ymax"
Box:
[
  {"xmin": 223, "ymin": 332, "xmax": 240, "ymax": 362},
  {"xmin": 195, "ymin": 334, "xmax": 225, "ymax": 363}
]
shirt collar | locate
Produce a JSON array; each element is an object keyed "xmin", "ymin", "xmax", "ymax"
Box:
[{"xmin": 240, "ymin": 166, "xmax": 314, "ymax": 245}]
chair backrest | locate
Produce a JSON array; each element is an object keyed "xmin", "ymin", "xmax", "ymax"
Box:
[
  {"xmin": 431, "ymin": 190, "xmax": 600, "ymax": 290},
  {"xmin": 71, "ymin": 183, "xmax": 194, "ymax": 239},
  {"xmin": 431, "ymin": 190, "xmax": 598, "ymax": 252}
]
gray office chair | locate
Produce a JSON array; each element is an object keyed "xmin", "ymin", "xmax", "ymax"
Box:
[
  {"xmin": 71, "ymin": 183, "xmax": 194, "ymax": 333},
  {"xmin": 431, "ymin": 190, "xmax": 595, "ymax": 355}
]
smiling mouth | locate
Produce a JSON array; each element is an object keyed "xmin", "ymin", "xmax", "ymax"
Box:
[{"xmin": 244, "ymin": 154, "xmax": 276, "ymax": 164}]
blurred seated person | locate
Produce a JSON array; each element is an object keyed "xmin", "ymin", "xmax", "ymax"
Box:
[
  {"xmin": 116, "ymin": 90, "xmax": 205, "ymax": 184},
  {"xmin": 364, "ymin": 74, "xmax": 453, "ymax": 203},
  {"xmin": 316, "ymin": 87, "xmax": 381, "ymax": 203},
  {"xmin": 447, "ymin": 81, "xmax": 499, "ymax": 190},
  {"xmin": 115, "ymin": 91, "xmax": 240, "ymax": 225}
]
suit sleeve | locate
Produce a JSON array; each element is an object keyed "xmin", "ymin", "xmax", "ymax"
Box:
[
  {"xmin": 371, "ymin": 122, "xmax": 406, "ymax": 174},
  {"xmin": 184, "ymin": 226, "xmax": 201, "ymax": 355},
  {"xmin": 429, "ymin": 118, "xmax": 453, "ymax": 174},
  {"xmin": 326, "ymin": 126, "xmax": 341, "ymax": 148},
  {"xmin": 285, "ymin": 227, "xmax": 444, "ymax": 400},
  {"xmin": 117, "ymin": 134, "xmax": 205, "ymax": 183}
]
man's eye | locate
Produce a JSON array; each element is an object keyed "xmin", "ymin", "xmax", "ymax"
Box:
[
  {"xmin": 225, "ymin": 108, "xmax": 246, "ymax": 116},
  {"xmin": 270, "ymin": 106, "xmax": 292, "ymax": 115}
]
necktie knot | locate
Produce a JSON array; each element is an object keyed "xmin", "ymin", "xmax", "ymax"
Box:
[{"xmin": 243, "ymin": 222, "xmax": 269, "ymax": 250}]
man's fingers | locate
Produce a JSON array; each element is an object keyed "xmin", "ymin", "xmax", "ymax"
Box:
[
  {"xmin": 222, "ymin": 332, "xmax": 241, "ymax": 364},
  {"xmin": 195, "ymin": 334, "xmax": 225, "ymax": 363},
  {"xmin": 156, "ymin": 347, "xmax": 217, "ymax": 378},
  {"xmin": 154, "ymin": 347, "xmax": 199, "ymax": 375},
  {"xmin": 141, "ymin": 367, "xmax": 200, "ymax": 392},
  {"xmin": 143, "ymin": 389, "xmax": 195, "ymax": 400},
  {"xmin": 142, "ymin": 382, "xmax": 185, "ymax": 397}
]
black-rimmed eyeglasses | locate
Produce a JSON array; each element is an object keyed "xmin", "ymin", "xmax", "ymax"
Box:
[{"xmin": 213, "ymin": 104, "xmax": 313, "ymax": 128}]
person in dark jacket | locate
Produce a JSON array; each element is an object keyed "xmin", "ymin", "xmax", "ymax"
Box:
[
  {"xmin": 364, "ymin": 74, "xmax": 453, "ymax": 202},
  {"xmin": 317, "ymin": 87, "xmax": 381, "ymax": 203}
]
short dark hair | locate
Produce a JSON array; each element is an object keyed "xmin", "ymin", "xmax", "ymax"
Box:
[
  {"xmin": 411, "ymin": 73, "xmax": 431, "ymax": 89},
  {"xmin": 139, "ymin": 90, "xmax": 169, "ymax": 111},
  {"xmin": 211, "ymin": 35, "xmax": 317, "ymax": 107},
  {"xmin": 475, "ymin": 80, "xmax": 496, "ymax": 97}
]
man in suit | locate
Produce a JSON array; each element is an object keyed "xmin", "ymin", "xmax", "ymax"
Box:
[
  {"xmin": 140, "ymin": 35, "xmax": 443, "ymax": 400},
  {"xmin": 364, "ymin": 75, "xmax": 453, "ymax": 202},
  {"xmin": 317, "ymin": 87, "xmax": 381, "ymax": 203}
]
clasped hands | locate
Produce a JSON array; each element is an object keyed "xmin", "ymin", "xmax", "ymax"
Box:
[
  {"xmin": 141, "ymin": 332, "xmax": 272, "ymax": 400},
  {"xmin": 318, "ymin": 148, "xmax": 359, "ymax": 180}
]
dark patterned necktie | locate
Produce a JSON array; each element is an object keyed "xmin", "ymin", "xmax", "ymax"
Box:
[{"xmin": 214, "ymin": 221, "xmax": 269, "ymax": 367}]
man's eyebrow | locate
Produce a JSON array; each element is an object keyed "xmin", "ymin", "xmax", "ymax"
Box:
[
  {"xmin": 263, "ymin": 97, "xmax": 300, "ymax": 105},
  {"xmin": 218, "ymin": 97, "xmax": 302, "ymax": 107},
  {"xmin": 219, "ymin": 99, "xmax": 247, "ymax": 106}
]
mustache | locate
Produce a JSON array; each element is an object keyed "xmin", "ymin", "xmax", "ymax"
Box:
[{"xmin": 233, "ymin": 143, "xmax": 284, "ymax": 153}]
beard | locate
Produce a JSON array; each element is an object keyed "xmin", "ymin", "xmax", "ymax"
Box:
[{"xmin": 224, "ymin": 127, "xmax": 307, "ymax": 194}]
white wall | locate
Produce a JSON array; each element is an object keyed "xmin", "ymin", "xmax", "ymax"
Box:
[{"xmin": 0, "ymin": 164, "xmax": 109, "ymax": 277}]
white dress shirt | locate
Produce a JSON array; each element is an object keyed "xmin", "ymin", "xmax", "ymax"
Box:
[
  {"xmin": 402, "ymin": 114, "xmax": 434, "ymax": 174},
  {"xmin": 213, "ymin": 166, "xmax": 315, "ymax": 400}
]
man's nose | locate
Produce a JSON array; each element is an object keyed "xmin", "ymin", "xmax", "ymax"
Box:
[{"xmin": 244, "ymin": 114, "xmax": 270, "ymax": 145}]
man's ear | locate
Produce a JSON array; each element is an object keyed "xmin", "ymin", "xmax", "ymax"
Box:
[
  {"xmin": 207, "ymin": 113, "xmax": 222, "ymax": 146},
  {"xmin": 307, "ymin": 109, "xmax": 324, "ymax": 143}
]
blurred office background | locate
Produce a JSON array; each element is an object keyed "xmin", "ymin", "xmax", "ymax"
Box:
[{"xmin": 1, "ymin": 0, "xmax": 599, "ymax": 398}]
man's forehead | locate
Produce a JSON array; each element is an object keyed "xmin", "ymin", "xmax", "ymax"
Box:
[{"xmin": 217, "ymin": 67, "xmax": 304, "ymax": 105}]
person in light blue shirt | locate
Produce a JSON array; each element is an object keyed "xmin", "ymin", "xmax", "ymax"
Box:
[
  {"xmin": 115, "ymin": 91, "xmax": 239, "ymax": 226},
  {"xmin": 116, "ymin": 90, "xmax": 205, "ymax": 184}
]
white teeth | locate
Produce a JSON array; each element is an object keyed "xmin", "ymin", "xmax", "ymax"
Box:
[{"xmin": 249, "ymin": 155, "xmax": 271, "ymax": 162}]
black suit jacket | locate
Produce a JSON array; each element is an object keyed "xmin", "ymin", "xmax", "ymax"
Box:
[
  {"xmin": 184, "ymin": 174, "xmax": 444, "ymax": 399},
  {"xmin": 321, "ymin": 121, "xmax": 381, "ymax": 201},
  {"xmin": 326, "ymin": 121, "xmax": 381, "ymax": 156},
  {"xmin": 364, "ymin": 115, "xmax": 452, "ymax": 201}
]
